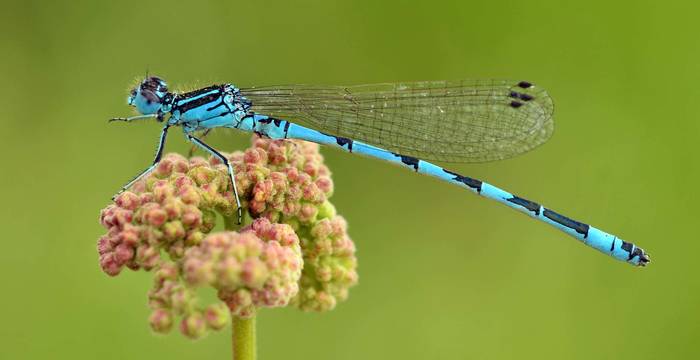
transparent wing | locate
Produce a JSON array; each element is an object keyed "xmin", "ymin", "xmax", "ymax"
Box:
[{"xmin": 240, "ymin": 79, "xmax": 554, "ymax": 163}]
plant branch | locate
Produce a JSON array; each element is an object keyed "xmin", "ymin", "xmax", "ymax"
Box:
[
  {"xmin": 224, "ymin": 213, "xmax": 256, "ymax": 360},
  {"xmin": 232, "ymin": 316, "xmax": 256, "ymax": 360}
]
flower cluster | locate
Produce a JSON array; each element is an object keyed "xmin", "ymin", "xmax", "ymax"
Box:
[
  {"xmin": 183, "ymin": 218, "xmax": 302, "ymax": 318},
  {"xmin": 97, "ymin": 136, "xmax": 358, "ymax": 338},
  {"xmin": 294, "ymin": 216, "xmax": 358, "ymax": 312},
  {"xmin": 147, "ymin": 261, "xmax": 231, "ymax": 338},
  {"xmin": 237, "ymin": 138, "xmax": 358, "ymax": 311},
  {"xmin": 236, "ymin": 137, "xmax": 334, "ymax": 224},
  {"xmin": 98, "ymin": 177, "xmax": 217, "ymax": 275}
]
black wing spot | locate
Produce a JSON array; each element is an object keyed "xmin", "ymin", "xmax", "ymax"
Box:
[
  {"xmin": 518, "ymin": 81, "xmax": 533, "ymax": 89},
  {"xmin": 510, "ymin": 101, "xmax": 524, "ymax": 108},
  {"xmin": 519, "ymin": 93, "xmax": 534, "ymax": 101},
  {"xmin": 509, "ymin": 92, "xmax": 534, "ymax": 102}
]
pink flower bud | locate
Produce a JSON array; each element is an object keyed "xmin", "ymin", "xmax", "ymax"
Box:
[
  {"xmin": 163, "ymin": 221, "xmax": 185, "ymax": 240},
  {"xmin": 188, "ymin": 156, "xmax": 209, "ymax": 168},
  {"xmin": 181, "ymin": 207, "xmax": 203, "ymax": 228},
  {"xmin": 180, "ymin": 312, "xmax": 207, "ymax": 339},
  {"xmin": 155, "ymin": 262, "xmax": 178, "ymax": 281},
  {"xmin": 149, "ymin": 309, "xmax": 173, "ymax": 333},
  {"xmin": 204, "ymin": 303, "xmax": 230, "ymax": 330},
  {"xmin": 145, "ymin": 207, "xmax": 167, "ymax": 227},
  {"xmin": 114, "ymin": 243, "xmax": 134, "ymax": 263},
  {"xmin": 116, "ymin": 192, "xmax": 141, "ymax": 210},
  {"xmin": 162, "ymin": 200, "xmax": 182, "ymax": 219},
  {"xmin": 240, "ymin": 258, "xmax": 268, "ymax": 288},
  {"xmin": 315, "ymin": 177, "xmax": 333, "ymax": 195},
  {"xmin": 120, "ymin": 224, "xmax": 139, "ymax": 246},
  {"xmin": 99, "ymin": 254, "xmax": 122, "ymax": 276}
]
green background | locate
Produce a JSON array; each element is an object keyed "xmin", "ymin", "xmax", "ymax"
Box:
[{"xmin": 1, "ymin": 0, "xmax": 697, "ymax": 359}]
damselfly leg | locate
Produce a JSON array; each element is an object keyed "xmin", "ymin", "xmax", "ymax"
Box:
[
  {"xmin": 187, "ymin": 129, "xmax": 211, "ymax": 157},
  {"xmin": 112, "ymin": 124, "xmax": 170, "ymax": 200},
  {"xmin": 186, "ymin": 133, "xmax": 243, "ymax": 224}
]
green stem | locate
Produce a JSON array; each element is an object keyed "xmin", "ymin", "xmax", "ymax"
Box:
[
  {"xmin": 232, "ymin": 316, "xmax": 256, "ymax": 360},
  {"xmin": 223, "ymin": 213, "xmax": 256, "ymax": 360}
]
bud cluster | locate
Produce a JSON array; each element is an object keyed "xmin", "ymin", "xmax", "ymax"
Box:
[{"xmin": 97, "ymin": 137, "xmax": 358, "ymax": 338}]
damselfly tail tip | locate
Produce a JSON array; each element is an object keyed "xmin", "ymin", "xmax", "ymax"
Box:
[{"xmin": 637, "ymin": 253, "xmax": 651, "ymax": 267}]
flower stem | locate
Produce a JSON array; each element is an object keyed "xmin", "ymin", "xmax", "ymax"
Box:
[
  {"xmin": 232, "ymin": 316, "xmax": 256, "ymax": 360},
  {"xmin": 223, "ymin": 213, "xmax": 256, "ymax": 360}
]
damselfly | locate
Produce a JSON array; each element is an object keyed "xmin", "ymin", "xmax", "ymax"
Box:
[{"xmin": 110, "ymin": 76, "xmax": 650, "ymax": 266}]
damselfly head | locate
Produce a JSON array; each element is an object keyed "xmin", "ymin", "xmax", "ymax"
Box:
[{"xmin": 128, "ymin": 76, "xmax": 170, "ymax": 115}]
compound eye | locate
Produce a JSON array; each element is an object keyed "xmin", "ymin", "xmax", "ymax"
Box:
[{"xmin": 141, "ymin": 89, "xmax": 160, "ymax": 104}]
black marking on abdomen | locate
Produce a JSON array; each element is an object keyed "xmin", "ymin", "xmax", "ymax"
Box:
[
  {"xmin": 259, "ymin": 117, "xmax": 283, "ymax": 127},
  {"xmin": 517, "ymin": 81, "xmax": 533, "ymax": 89},
  {"xmin": 393, "ymin": 153, "xmax": 420, "ymax": 171},
  {"xmin": 283, "ymin": 121, "xmax": 291, "ymax": 138},
  {"xmin": 443, "ymin": 169, "xmax": 482, "ymax": 193},
  {"xmin": 543, "ymin": 209, "xmax": 590, "ymax": 238},
  {"xmin": 620, "ymin": 241, "xmax": 634, "ymax": 259},
  {"xmin": 335, "ymin": 137, "xmax": 353, "ymax": 152},
  {"xmin": 620, "ymin": 241, "xmax": 648, "ymax": 263},
  {"xmin": 319, "ymin": 131, "xmax": 354, "ymax": 152},
  {"xmin": 507, "ymin": 196, "xmax": 541, "ymax": 215}
]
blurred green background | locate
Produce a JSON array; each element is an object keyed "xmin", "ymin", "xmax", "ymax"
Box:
[{"xmin": 1, "ymin": 0, "xmax": 698, "ymax": 359}]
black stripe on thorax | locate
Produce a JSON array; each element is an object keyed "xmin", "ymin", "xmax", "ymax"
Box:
[
  {"xmin": 179, "ymin": 85, "xmax": 222, "ymax": 98},
  {"xmin": 175, "ymin": 92, "xmax": 223, "ymax": 114}
]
